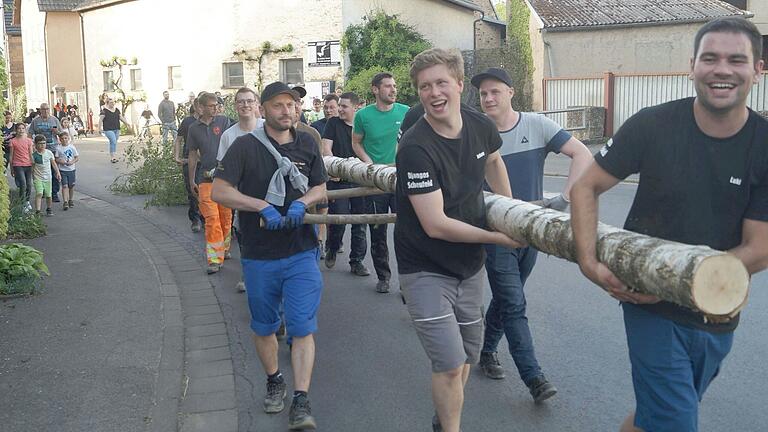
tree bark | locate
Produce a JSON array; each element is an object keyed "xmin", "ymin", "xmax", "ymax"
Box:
[
  {"xmin": 326, "ymin": 186, "xmax": 385, "ymax": 200},
  {"xmin": 324, "ymin": 156, "xmax": 750, "ymax": 317}
]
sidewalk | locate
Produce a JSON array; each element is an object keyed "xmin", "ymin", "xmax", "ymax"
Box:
[{"xmin": 0, "ymin": 186, "xmax": 237, "ymax": 431}]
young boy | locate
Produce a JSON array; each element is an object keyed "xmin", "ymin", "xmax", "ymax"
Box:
[
  {"xmin": 32, "ymin": 134, "xmax": 61, "ymax": 216},
  {"xmin": 55, "ymin": 131, "xmax": 79, "ymax": 210}
]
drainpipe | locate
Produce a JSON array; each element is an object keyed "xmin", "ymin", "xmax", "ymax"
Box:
[
  {"xmin": 543, "ymin": 39, "xmax": 555, "ymax": 77},
  {"xmin": 43, "ymin": 13, "xmax": 51, "ymax": 106},
  {"xmin": 79, "ymin": 12, "xmax": 89, "ymax": 115},
  {"xmin": 473, "ymin": 10, "xmax": 485, "ymax": 54}
]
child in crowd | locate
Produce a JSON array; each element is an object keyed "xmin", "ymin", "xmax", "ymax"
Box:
[
  {"xmin": 55, "ymin": 131, "xmax": 79, "ymax": 210},
  {"xmin": 32, "ymin": 134, "xmax": 61, "ymax": 216},
  {"xmin": 9, "ymin": 123, "xmax": 34, "ymax": 205},
  {"xmin": 61, "ymin": 117, "xmax": 78, "ymax": 143}
]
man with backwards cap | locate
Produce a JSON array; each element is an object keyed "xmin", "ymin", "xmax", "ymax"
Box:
[
  {"xmin": 211, "ymin": 81, "xmax": 327, "ymax": 430},
  {"xmin": 471, "ymin": 67, "xmax": 592, "ymax": 402}
]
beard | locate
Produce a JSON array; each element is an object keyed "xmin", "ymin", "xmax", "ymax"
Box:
[{"xmin": 266, "ymin": 115, "xmax": 293, "ymax": 131}]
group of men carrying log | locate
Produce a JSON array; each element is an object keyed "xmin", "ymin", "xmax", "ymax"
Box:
[{"xmin": 207, "ymin": 16, "xmax": 768, "ymax": 432}]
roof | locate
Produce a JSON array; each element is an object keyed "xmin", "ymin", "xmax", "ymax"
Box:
[
  {"xmin": 3, "ymin": 0, "xmax": 20, "ymax": 35},
  {"xmin": 75, "ymin": 0, "xmax": 130, "ymax": 11},
  {"xmin": 528, "ymin": 0, "xmax": 751, "ymax": 31},
  {"xmin": 440, "ymin": 0, "xmax": 484, "ymax": 12},
  {"xmin": 37, "ymin": 0, "xmax": 81, "ymax": 11}
]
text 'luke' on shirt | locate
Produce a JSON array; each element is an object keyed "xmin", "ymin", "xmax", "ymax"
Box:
[
  {"xmin": 394, "ymin": 108, "xmax": 502, "ymax": 280},
  {"xmin": 594, "ymin": 97, "xmax": 768, "ymax": 333},
  {"xmin": 215, "ymin": 127, "xmax": 328, "ymax": 260}
]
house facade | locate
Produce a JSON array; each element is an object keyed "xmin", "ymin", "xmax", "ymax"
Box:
[
  {"xmin": 525, "ymin": 0, "xmax": 750, "ymax": 110},
  {"xmin": 14, "ymin": 0, "xmax": 499, "ymax": 126}
]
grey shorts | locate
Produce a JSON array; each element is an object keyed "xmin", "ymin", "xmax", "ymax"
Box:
[
  {"xmin": 399, "ymin": 268, "xmax": 486, "ymax": 373},
  {"xmin": 60, "ymin": 170, "xmax": 76, "ymax": 188}
]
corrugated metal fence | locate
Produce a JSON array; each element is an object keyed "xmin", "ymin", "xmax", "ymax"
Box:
[{"xmin": 544, "ymin": 72, "xmax": 768, "ymax": 135}]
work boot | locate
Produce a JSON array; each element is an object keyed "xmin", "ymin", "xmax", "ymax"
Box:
[
  {"xmin": 206, "ymin": 263, "xmax": 220, "ymax": 274},
  {"xmin": 527, "ymin": 375, "xmax": 557, "ymax": 403},
  {"xmin": 263, "ymin": 380, "xmax": 287, "ymax": 413},
  {"xmin": 318, "ymin": 240, "xmax": 325, "ymax": 260},
  {"xmin": 325, "ymin": 249, "xmax": 337, "ymax": 269},
  {"xmin": 478, "ymin": 352, "xmax": 506, "ymax": 380},
  {"xmin": 350, "ymin": 261, "xmax": 370, "ymax": 276},
  {"xmin": 376, "ymin": 279, "xmax": 390, "ymax": 293},
  {"xmin": 191, "ymin": 220, "xmax": 202, "ymax": 233},
  {"xmin": 288, "ymin": 394, "xmax": 316, "ymax": 430}
]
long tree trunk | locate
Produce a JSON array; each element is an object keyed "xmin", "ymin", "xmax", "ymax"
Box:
[{"xmin": 324, "ymin": 156, "xmax": 750, "ymax": 317}]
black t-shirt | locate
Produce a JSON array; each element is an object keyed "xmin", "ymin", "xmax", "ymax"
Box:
[
  {"xmin": 178, "ymin": 116, "xmax": 197, "ymax": 157},
  {"xmin": 310, "ymin": 118, "xmax": 327, "ymax": 135},
  {"xmin": 215, "ymin": 129, "xmax": 328, "ymax": 260},
  {"xmin": 100, "ymin": 108, "xmax": 121, "ymax": 131},
  {"xmin": 595, "ymin": 97, "xmax": 768, "ymax": 332},
  {"xmin": 394, "ymin": 108, "xmax": 502, "ymax": 280},
  {"xmin": 321, "ymin": 117, "xmax": 355, "ymax": 158}
]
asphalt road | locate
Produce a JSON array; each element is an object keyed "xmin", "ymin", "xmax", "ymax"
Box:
[{"xmin": 57, "ymin": 137, "xmax": 768, "ymax": 431}]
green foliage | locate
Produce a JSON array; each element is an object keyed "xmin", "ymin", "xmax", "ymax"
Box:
[
  {"xmin": 507, "ymin": 0, "xmax": 534, "ymax": 108},
  {"xmin": 109, "ymin": 137, "xmax": 187, "ymax": 207},
  {"xmin": 11, "ymin": 85, "xmax": 27, "ymax": 122},
  {"xmin": 0, "ymin": 153, "xmax": 8, "ymax": 239},
  {"xmin": 494, "ymin": 0, "xmax": 507, "ymax": 21},
  {"xmin": 7, "ymin": 195, "xmax": 46, "ymax": 239},
  {"xmin": 100, "ymin": 55, "xmax": 146, "ymax": 123},
  {"xmin": 342, "ymin": 10, "xmax": 431, "ymax": 78},
  {"xmin": 0, "ymin": 50, "xmax": 8, "ymax": 114},
  {"xmin": 234, "ymin": 42, "xmax": 294, "ymax": 92},
  {"xmin": 0, "ymin": 243, "xmax": 49, "ymax": 296},
  {"xmin": 343, "ymin": 63, "xmax": 417, "ymax": 106}
]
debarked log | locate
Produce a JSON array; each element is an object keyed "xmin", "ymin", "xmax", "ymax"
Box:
[
  {"xmin": 259, "ymin": 213, "xmax": 396, "ymax": 227},
  {"xmin": 326, "ymin": 186, "xmax": 386, "ymax": 200},
  {"xmin": 322, "ymin": 156, "xmax": 749, "ymax": 317}
]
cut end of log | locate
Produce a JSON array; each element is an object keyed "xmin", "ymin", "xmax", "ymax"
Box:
[{"xmin": 691, "ymin": 254, "xmax": 750, "ymax": 316}]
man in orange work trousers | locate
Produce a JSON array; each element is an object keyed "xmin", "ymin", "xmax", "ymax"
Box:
[{"xmin": 187, "ymin": 92, "xmax": 234, "ymax": 273}]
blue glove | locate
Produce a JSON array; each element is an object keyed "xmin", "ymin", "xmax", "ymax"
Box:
[
  {"xmin": 259, "ymin": 205, "xmax": 283, "ymax": 230},
  {"xmin": 284, "ymin": 201, "xmax": 307, "ymax": 229}
]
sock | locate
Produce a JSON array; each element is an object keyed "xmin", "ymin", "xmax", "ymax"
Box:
[
  {"xmin": 267, "ymin": 370, "xmax": 283, "ymax": 384},
  {"xmin": 293, "ymin": 390, "xmax": 307, "ymax": 400}
]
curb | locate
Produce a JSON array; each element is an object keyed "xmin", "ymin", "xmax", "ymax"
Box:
[{"xmin": 78, "ymin": 194, "xmax": 237, "ymax": 432}]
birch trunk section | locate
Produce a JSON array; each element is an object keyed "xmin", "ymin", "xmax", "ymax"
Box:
[{"xmin": 323, "ymin": 156, "xmax": 750, "ymax": 317}]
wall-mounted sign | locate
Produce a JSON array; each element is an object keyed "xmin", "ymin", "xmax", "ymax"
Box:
[{"xmin": 307, "ymin": 41, "xmax": 341, "ymax": 67}]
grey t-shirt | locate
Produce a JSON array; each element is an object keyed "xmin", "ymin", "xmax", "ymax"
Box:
[
  {"xmin": 29, "ymin": 116, "xmax": 62, "ymax": 148},
  {"xmin": 217, "ymin": 118, "xmax": 264, "ymax": 161},
  {"xmin": 158, "ymin": 100, "xmax": 176, "ymax": 124},
  {"xmin": 187, "ymin": 115, "xmax": 232, "ymax": 182}
]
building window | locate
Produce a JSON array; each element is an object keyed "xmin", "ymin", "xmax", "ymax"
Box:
[
  {"xmin": 168, "ymin": 66, "xmax": 182, "ymax": 89},
  {"xmin": 130, "ymin": 69, "xmax": 143, "ymax": 91},
  {"xmin": 280, "ymin": 59, "xmax": 304, "ymax": 85},
  {"xmin": 103, "ymin": 70, "xmax": 115, "ymax": 92},
  {"xmin": 223, "ymin": 62, "xmax": 245, "ymax": 88}
]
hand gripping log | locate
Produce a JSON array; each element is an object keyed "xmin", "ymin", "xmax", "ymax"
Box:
[{"xmin": 321, "ymin": 156, "xmax": 749, "ymax": 317}]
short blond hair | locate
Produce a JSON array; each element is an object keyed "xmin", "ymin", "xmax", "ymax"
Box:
[{"xmin": 410, "ymin": 48, "xmax": 465, "ymax": 88}]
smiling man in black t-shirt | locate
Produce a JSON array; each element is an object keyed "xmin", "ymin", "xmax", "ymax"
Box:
[
  {"xmin": 212, "ymin": 82, "xmax": 327, "ymax": 430},
  {"xmin": 396, "ymin": 48, "xmax": 524, "ymax": 432},
  {"xmin": 572, "ymin": 17, "xmax": 768, "ymax": 432}
]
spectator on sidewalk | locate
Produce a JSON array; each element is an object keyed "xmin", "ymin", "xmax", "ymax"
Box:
[
  {"xmin": 55, "ymin": 131, "xmax": 79, "ymax": 211},
  {"xmin": 310, "ymin": 94, "xmax": 338, "ymax": 136},
  {"xmin": 60, "ymin": 117, "xmax": 78, "ymax": 144},
  {"xmin": 211, "ymin": 81, "xmax": 328, "ymax": 431},
  {"xmin": 3, "ymin": 111, "xmax": 16, "ymax": 171},
  {"xmin": 158, "ymin": 91, "xmax": 178, "ymax": 144},
  {"xmin": 187, "ymin": 92, "xmax": 234, "ymax": 274},
  {"xmin": 99, "ymin": 98, "xmax": 131, "ymax": 163},
  {"xmin": 32, "ymin": 134, "xmax": 61, "ymax": 217},
  {"xmin": 175, "ymin": 94, "xmax": 204, "ymax": 233},
  {"xmin": 9, "ymin": 123, "xmax": 34, "ymax": 204},
  {"xmin": 29, "ymin": 103, "xmax": 62, "ymax": 201},
  {"xmin": 306, "ymin": 98, "xmax": 323, "ymax": 124}
]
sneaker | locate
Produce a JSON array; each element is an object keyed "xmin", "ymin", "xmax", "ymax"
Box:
[
  {"xmin": 68, "ymin": 200, "xmax": 74, "ymax": 208},
  {"xmin": 63, "ymin": 202, "xmax": 69, "ymax": 211},
  {"xmin": 376, "ymin": 279, "xmax": 390, "ymax": 293},
  {"xmin": 206, "ymin": 263, "xmax": 220, "ymax": 274},
  {"xmin": 432, "ymin": 414, "xmax": 442, "ymax": 432},
  {"xmin": 191, "ymin": 220, "xmax": 202, "ymax": 233},
  {"xmin": 46, "ymin": 208, "xmax": 53, "ymax": 216},
  {"xmin": 35, "ymin": 210, "xmax": 41, "ymax": 216},
  {"xmin": 288, "ymin": 394, "xmax": 317, "ymax": 430},
  {"xmin": 318, "ymin": 240, "xmax": 325, "ymax": 260},
  {"xmin": 263, "ymin": 380, "xmax": 287, "ymax": 413},
  {"xmin": 276, "ymin": 321, "xmax": 287, "ymax": 340},
  {"xmin": 478, "ymin": 352, "xmax": 506, "ymax": 380},
  {"xmin": 350, "ymin": 261, "xmax": 370, "ymax": 277},
  {"xmin": 224, "ymin": 250, "xmax": 232, "ymax": 260},
  {"xmin": 527, "ymin": 375, "xmax": 557, "ymax": 403},
  {"xmin": 52, "ymin": 195, "xmax": 60, "ymax": 203},
  {"xmin": 325, "ymin": 250, "xmax": 337, "ymax": 269},
  {"xmin": 236, "ymin": 281, "xmax": 246, "ymax": 293},
  {"xmin": 338, "ymin": 246, "xmax": 345, "ymax": 254}
]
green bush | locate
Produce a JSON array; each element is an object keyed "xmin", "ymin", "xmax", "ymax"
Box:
[
  {"xmin": 343, "ymin": 63, "xmax": 417, "ymax": 107},
  {"xmin": 109, "ymin": 137, "xmax": 187, "ymax": 207},
  {"xmin": 0, "ymin": 153, "xmax": 9, "ymax": 239},
  {"xmin": 0, "ymin": 243, "xmax": 49, "ymax": 296},
  {"xmin": 7, "ymin": 195, "xmax": 46, "ymax": 239}
]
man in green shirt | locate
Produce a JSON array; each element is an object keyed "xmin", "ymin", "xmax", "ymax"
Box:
[{"xmin": 352, "ymin": 72, "xmax": 409, "ymax": 293}]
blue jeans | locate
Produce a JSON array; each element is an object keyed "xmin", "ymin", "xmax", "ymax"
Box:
[
  {"xmin": 481, "ymin": 244, "xmax": 542, "ymax": 385},
  {"xmin": 161, "ymin": 122, "xmax": 177, "ymax": 143},
  {"xmin": 623, "ymin": 303, "xmax": 733, "ymax": 432},
  {"xmin": 104, "ymin": 129, "xmax": 119, "ymax": 154}
]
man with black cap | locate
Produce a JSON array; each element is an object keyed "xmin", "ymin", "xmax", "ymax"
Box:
[
  {"xmin": 211, "ymin": 81, "xmax": 327, "ymax": 430},
  {"xmin": 470, "ymin": 67, "xmax": 592, "ymax": 402}
]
